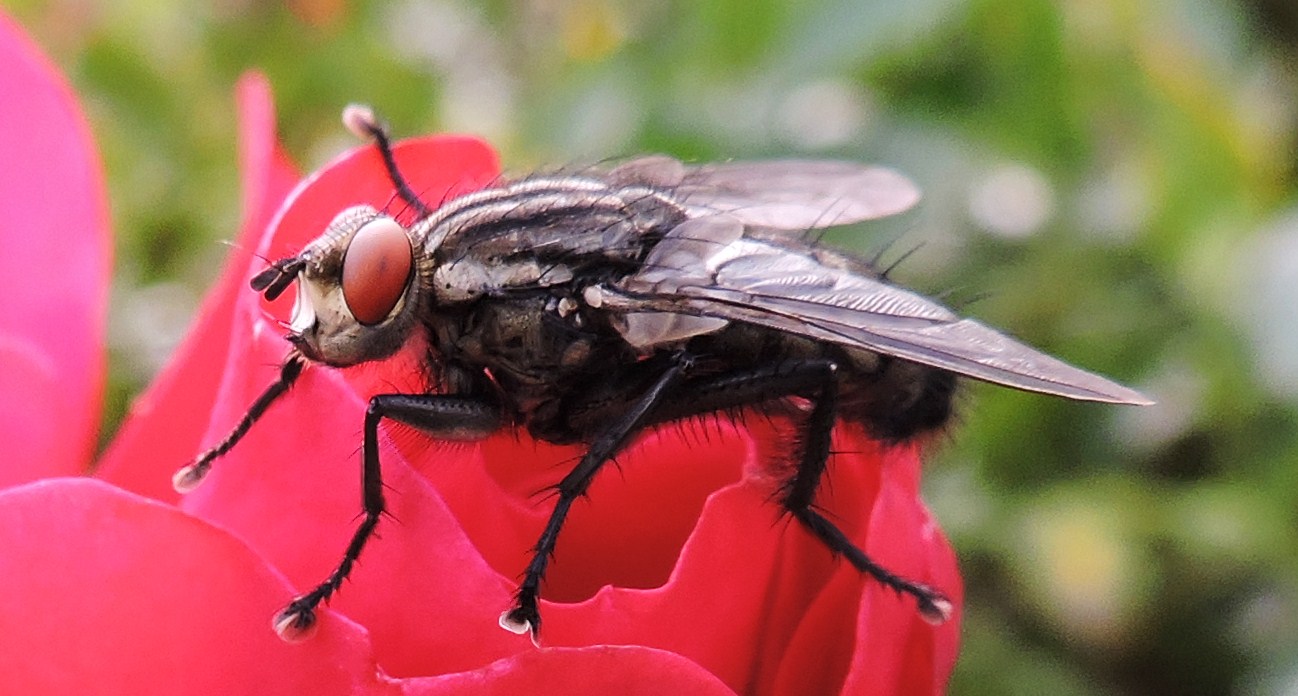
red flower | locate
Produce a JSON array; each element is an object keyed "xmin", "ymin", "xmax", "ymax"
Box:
[
  {"xmin": 0, "ymin": 11, "xmax": 962, "ymax": 694},
  {"xmin": 0, "ymin": 11, "xmax": 110, "ymax": 488}
]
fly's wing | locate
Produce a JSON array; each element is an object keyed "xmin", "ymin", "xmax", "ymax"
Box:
[
  {"xmin": 600, "ymin": 216, "xmax": 1152, "ymax": 405},
  {"xmin": 608, "ymin": 156, "xmax": 921, "ymax": 230}
]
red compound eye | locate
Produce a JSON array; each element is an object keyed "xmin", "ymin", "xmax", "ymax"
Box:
[{"xmin": 342, "ymin": 217, "xmax": 413, "ymax": 325}]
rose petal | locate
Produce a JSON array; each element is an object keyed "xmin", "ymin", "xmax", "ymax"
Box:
[
  {"xmin": 97, "ymin": 72, "xmax": 300, "ymax": 501},
  {"xmin": 260, "ymin": 130, "xmax": 500, "ymax": 259},
  {"xmin": 102, "ymin": 125, "xmax": 498, "ymax": 677},
  {"xmin": 0, "ymin": 477, "xmax": 404, "ymax": 695},
  {"xmin": 768, "ymin": 550, "xmax": 870, "ymax": 695},
  {"xmin": 501, "ymin": 425, "xmax": 961, "ymax": 696},
  {"xmin": 840, "ymin": 441, "xmax": 964, "ymax": 695},
  {"xmin": 180, "ymin": 361, "xmax": 526, "ymax": 678},
  {"xmin": 437, "ymin": 421, "xmax": 747, "ymax": 604},
  {"xmin": 528, "ymin": 422, "xmax": 884, "ymax": 692},
  {"xmin": 0, "ymin": 338, "xmax": 59, "ymax": 478},
  {"xmin": 540, "ymin": 480, "xmax": 793, "ymax": 691},
  {"xmin": 0, "ymin": 11, "xmax": 110, "ymax": 485},
  {"xmin": 93, "ymin": 80, "xmax": 963, "ymax": 692},
  {"xmin": 179, "ymin": 130, "xmax": 500, "ymax": 672},
  {"xmin": 186, "ymin": 402, "xmax": 780, "ymax": 687},
  {"xmin": 405, "ymin": 645, "xmax": 734, "ymax": 695},
  {"xmin": 182, "ymin": 343, "xmax": 961, "ymax": 692}
]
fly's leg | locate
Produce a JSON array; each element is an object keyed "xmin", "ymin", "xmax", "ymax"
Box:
[
  {"xmin": 774, "ymin": 361, "xmax": 953, "ymax": 624},
  {"xmin": 274, "ymin": 394, "xmax": 500, "ymax": 641},
  {"xmin": 646, "ymin": 359, "xmax": 953, "ymax": 624},
  {"xmin": 501, "ymin": 357, "xmax": 690, "ymax": 640},
  {"xmin": 341, "ymin": 105, "xmax": 433, "ymax": 218},
  {"xmin": 173, "ymin": 354, "xmax": 304, "ymax": 493}
]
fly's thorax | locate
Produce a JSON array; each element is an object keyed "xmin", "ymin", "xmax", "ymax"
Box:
[
  {"xmin": 287, "ymin": 205, "xmax": 425, "ymax": 367},
  {"xmin": 409, "ymin": 173, "xmax": 689, "ymax": 306},
  {"xmin": 430, "ymin": 256, "xmax": 576, "ymax": 304}
]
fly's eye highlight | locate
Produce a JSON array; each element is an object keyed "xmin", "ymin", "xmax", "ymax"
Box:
[{"xmin": 342, "ymin": 216, "xmax": 413, "ymax": 325}]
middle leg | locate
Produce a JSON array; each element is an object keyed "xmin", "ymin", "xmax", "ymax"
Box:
[{"xmin": 500, "ymin": 357, "xmax": 690, "ymax": 639}]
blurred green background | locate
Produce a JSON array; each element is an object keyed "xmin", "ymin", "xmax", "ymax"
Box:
[{"xmin": 6, "ymin": 0, "xmax": 1297, "ymax": 693}]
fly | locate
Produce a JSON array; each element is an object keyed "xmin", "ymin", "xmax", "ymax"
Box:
[{"xmin": 175, "ymin": 105, "xmax": 1152, "ymax": 642}]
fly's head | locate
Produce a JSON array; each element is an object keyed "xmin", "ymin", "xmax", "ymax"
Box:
[{"xmin": 252, "ymin": 205, "xmax": 423, "ymax": 367}]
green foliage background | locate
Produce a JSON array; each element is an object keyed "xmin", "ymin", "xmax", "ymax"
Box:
[{"xmin": 8, "ymin": 0, "xmax": 1297, "ymax": 693}]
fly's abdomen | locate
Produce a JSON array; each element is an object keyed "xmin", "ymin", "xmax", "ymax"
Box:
[{"xmin": 834, "ymin": 352, "xmax": 959, "ymax": 442}]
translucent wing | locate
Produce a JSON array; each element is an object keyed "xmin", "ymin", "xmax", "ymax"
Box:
[
  {"xmin": 600, "ymin": 216, "xmax": 1151, "ymax": 405},
  {"xmin": 608, "ymin": 156, "xmax": 921, "ymax": 229}
]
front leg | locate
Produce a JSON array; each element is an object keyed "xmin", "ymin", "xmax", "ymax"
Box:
[
  {"xmin": 273, "ymin": 393, "xmax": 500, "ymax": 641},
  {"xmin": 174, "ymin": 354, "xmax": 304, "ymax": 493}
]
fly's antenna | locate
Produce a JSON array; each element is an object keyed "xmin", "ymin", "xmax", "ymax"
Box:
[
  {"xmin": 250, "ymin": 257, "xmax": 306, "ymax": 300},
  {"xmin": 342, "ymin": 104, "xmax": 433, "ymax": 219}
]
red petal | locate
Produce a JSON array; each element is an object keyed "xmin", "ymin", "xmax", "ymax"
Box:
[
  {"xmin": 162, "ymin": 130, "xmax": 502, "ymax": 677},
  {"xmin": 0, "ymin": 478, "xmax": 405, "ymax": 695},
  {"xmin": 529, "ymin": 426, "xmax": 962, "ymax": 695},
  {"xmin": 179, "ymin": 363, "xmax": 526, "ymax": 679},
  {"xmin": 0, "ymin": 12, "xmax": 110, "ymax": 485},
  {"xmin": 184, "ymin": 365, "xmax": 961, "ymax": 692},
  {"xmin": 97, "ymin": 72, "xmax": 300, "ymax": 501},
  {"xmin": 405, "ymin": 645, "xmax": 734, "ymax": 695},
  {"xmin": 840, "ymin": 441, "xmax": 964, "ymax": 695},
  {"xmin": 91, "ymin": 82, "xmax": 962, "ymax": 691},
  {"xmin": 260, "ymin": 130, "xmax": 500, "ymax": 257},
  {"xmin": 390, "ymin": 416, "xmax": 828, "ymax": 690},
  {"xmin": 434, "ymin": 421, "xmax": 747, "ymax": 604}
]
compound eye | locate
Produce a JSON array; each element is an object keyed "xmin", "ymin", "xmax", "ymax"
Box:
[{"xmin": 342, "ymin": 217, "xmax": 413, "ymax": 325}]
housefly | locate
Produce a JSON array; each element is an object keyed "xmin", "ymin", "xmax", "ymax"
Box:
[{"xmin": 175, "ymin": 105, "xmax": 1152, "ymax": 642}]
